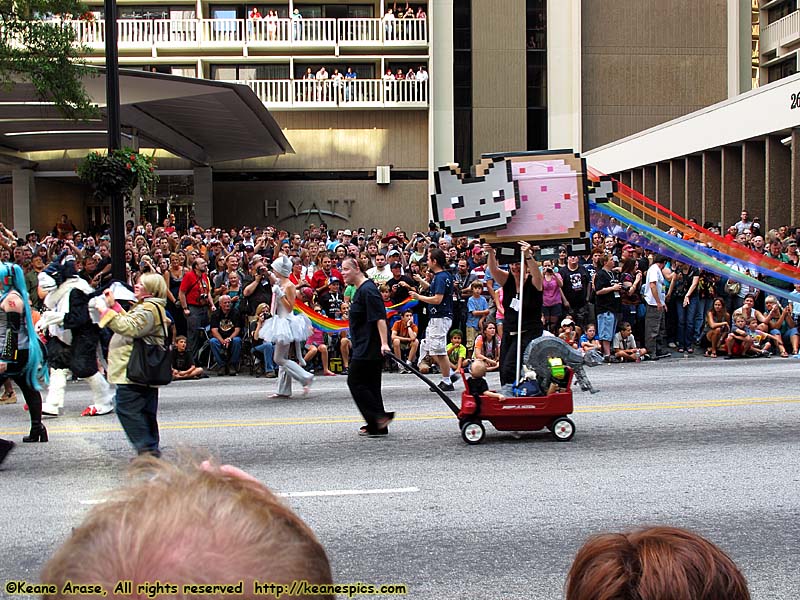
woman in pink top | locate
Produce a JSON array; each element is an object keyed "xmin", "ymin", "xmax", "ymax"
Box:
[{"xmin": 540, "ymin": 260, "xmax": 565, "ymax": 333}]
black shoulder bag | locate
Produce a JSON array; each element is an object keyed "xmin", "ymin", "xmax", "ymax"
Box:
[{"xmin": 127, "ymin": 301, "xmax": 173, "ymax": 386}]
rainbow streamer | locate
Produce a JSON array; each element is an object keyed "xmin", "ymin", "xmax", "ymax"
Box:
[
  {"xmin": 293, "ymin": 297, "xmax": 419, "ymax": 333},
  {"xmin": 591, "ymin": 201, "xmax": 800, "ymax": 302},
  {"xmin": 588, "ymin": 167, "xmax": 800, "ymax": 284}
]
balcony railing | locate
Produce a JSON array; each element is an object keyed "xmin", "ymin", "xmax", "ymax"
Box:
[
  {"xmin": 761, "ymin": 10, "xmax": 800, "ymax": 55},
  {"xmin": 227, "ymin": 78, "xmax": 429, "ymax": 108},
  {"xmin": 71, "ymin": 17, "xmax": 428, "ymax": 50}
]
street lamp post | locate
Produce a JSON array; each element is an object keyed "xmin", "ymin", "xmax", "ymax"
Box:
[{"xmin": 105, "ymin": 0, "xmax": 125, "ymax": 281}]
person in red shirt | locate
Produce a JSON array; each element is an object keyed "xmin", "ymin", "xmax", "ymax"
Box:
[
  {"xmin": 309, "ymin": 255, "xmax": 342, "ymax": 293},
  {"xmin": 179, "ymin": 257, "xmax": 216, "ymax": 359}
]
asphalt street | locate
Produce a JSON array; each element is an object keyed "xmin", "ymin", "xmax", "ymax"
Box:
[{"xmin": 0, "ymin": 356, "xmax": 798, "ymax": 599}]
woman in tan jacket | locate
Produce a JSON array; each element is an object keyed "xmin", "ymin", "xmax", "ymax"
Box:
[{"xmin": 99, "ymin": 273, "xmax": 170, "ymax": 458}]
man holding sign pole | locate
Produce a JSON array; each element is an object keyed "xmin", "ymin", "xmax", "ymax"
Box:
[{"xmin": 484, "ymin": 241, "xmax": 543, "ymax": 392}]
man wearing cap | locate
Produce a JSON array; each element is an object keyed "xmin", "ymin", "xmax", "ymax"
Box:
[
  {"xmin": 367, "ymin": 253, "xmax": 392, "ymax": 286},
  {"xmin": 318, "ymin": 277, "xmax": 343, "ymax": 319},
  {"xmin": 387, "ymin": 262, "xmax": 415, "ymax": 304}
]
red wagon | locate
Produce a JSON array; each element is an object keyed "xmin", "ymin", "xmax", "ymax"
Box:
[
  {"xmin": 456, "ymin": 368, "xmax": 575, "ymax": 444},
  {"xmin": 385, "ymin": 353, "xmax": 576, "ymax": 445}
]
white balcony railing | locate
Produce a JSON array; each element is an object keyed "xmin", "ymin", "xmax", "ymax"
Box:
[
  {"xmin": 229, "ymin": 78, "xmax": 429, "ymax": 108},
  {"xmin": 338, "ymin": 18, "xmax": 381, "ymax": 45},
  {"xmin": 71, "ymin": 17, "xmax": 428, "ymax": 49},
  {"xmin": 761, "ymin": 10, "xmax": 800, "ymax": 55}
]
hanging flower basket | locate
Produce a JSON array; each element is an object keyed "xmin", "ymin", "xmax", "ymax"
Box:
[{"xmin": 77, "ymin": 148, "xmax": 158, "ymax": 210}]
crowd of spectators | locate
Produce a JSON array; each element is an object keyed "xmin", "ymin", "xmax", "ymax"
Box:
[{"xmin": 1, "ymin": 206, "xmax": 797, "ymax": 390}]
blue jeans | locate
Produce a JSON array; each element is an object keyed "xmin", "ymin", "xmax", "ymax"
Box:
[
  {"xmin": 676, "ymin": 295, "xmax": 700, "ymax": 348},
  {"xmin": 696, "ymin": 298, "xmax": 713, "ymax": 341},
  {"xmin": 253, "ymin": 341, "xmax": 276, "ymax": 372},
  {"xmin": 116, "ymin": 384, "xmax": 159, "ymax": 455},
  {"xmin": 210, "ymin": 336, "xmax": 242, "ymax": 367}
]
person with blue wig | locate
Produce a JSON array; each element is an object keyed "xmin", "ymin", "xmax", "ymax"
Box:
[{"xmin": 0, "ymin": 262, "xmax": 49, "ymax": 466}]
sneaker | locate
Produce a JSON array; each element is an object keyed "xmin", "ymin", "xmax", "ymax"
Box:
[
  {"xmin": 437, "ymin": 381, "xmax": 455, "ymax": 392},
  {"xmin": 656, "ymin": 351, "xmax": 671, "ymax": 359},
  {"xmin": 450, "ymin": 372, "xmax": 460, "ymax": 383},
  {"xmin": 399, "ymin": 367, "xmax": 412, "ymax": 374},
  {"xmin": 341, "ymin": 367, "xmax": 349, "ymax": 375},
  {"xmin": 603, "ymin": 355, "xmax": 612, "ymax": 363},
  {"xmin": 641, "ymin": 354, "xmax": 652, "ymax": 361}
]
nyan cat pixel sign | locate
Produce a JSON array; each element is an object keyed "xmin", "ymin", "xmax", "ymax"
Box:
[{"xmin": 430, "ymin": 158, "xmax": 520, "ymax": 236}]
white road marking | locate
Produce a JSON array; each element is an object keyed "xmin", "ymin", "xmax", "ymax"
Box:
[
  {"xmin": 80, "ymin": 486, "xmax": 420, "ymax": 505},
  {"xmin": 278, "ymin": 487, "xmax": 420, "ymax": 498}
]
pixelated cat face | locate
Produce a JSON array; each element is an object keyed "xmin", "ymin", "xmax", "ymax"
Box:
[{"xmin": 430, "ymin": 158, "xmax": 519, "ymax": 236}]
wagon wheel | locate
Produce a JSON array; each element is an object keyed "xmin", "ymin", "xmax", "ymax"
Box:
[
  {"xmin": 461, "ymin": 421, "xmax": 485, "ymax": 445},
  {"xmin": 550, "ymin": 417, "xmax": 575, "ymax": 442}
]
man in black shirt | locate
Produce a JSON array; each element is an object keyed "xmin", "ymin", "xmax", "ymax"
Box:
[
  {"xmin": 341, "ymin": 257, "xmax": 394, "ymax": 437},
  {"xmin": 209, "ymin": 295, "xmax": 243, "ymax": 375},
  {"xmin": 593, "ymin": 254, "xmax": 622, "ymax": 361},
  {"xmin": 386, "ymin": 262, "xmax": 415, "ymax": 304},
  {"xmin": 561, "ymin": 255, "xmax": 591, "ymax": 329}
]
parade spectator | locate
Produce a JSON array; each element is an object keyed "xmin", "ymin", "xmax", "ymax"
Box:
[
  {"xmin": 612, "ymin": 322, "xmax": 647, "ymax": 362},
  {"xmin": 179, "ymin": 257, "xmax": 215, "ymax": 360},
  {"xmin": 726, "ymin": 315, "xmax": 753, "ymax": 358},
  {"xmin": 41, "ymin": 459, "xmax": 335, "ymax": 599},
  {"xmin": 704, "ymin": 298, "xmax": 730, "ymax": 358},
  {"xmin": 644, "ymin": 254, "xmax": 671, "ymax": 359},
  {"xmin": 671, "ymin": 260, "xmax": 700, "ymax": 353},
  {"xmin": 559, "ymin": 317, "xmax": 579, "ymax": 349},
  {"xmin": 561, "ymin": 254, "xmax": 591, "ymax": 329},
  {"xmin": 579, "ymin": 323, "xmax": 601, "ymax": 353},
  {"xmin": 566, "ymin": 526, "xmax": 750, "ymax": 600},
  {"xmin": 472, "ymin": 321, "xmax": 500, "ymax": 371},
  {"xmin": 541, "ymin": 259, "xmax": 565, "ymax": 333},
  {"xmin": 391, "ymin": 308, "xmax": 418, "ymax": 372},
  {"xmin": 445, "ymin": 329, "xmax": 466, "ymax": 377},
  {"xmin": 210, "ymin": 295, "xmax": 243, "ymax": 376},
  {"xmin": 593, "ymin": 253, "xmax": 621, "ymax": 362},
  {"xmin": 465, "ymin": 280, "xmax": 489, "ymax": 352},
  {"xmin": 172, "ymin": 335, "xmax": 204, "ymax": 380}
]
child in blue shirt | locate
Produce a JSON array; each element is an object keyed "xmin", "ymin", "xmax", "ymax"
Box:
[{"xmin": 466, "ymin": 281, "xmax": 489, "ymax": 353}]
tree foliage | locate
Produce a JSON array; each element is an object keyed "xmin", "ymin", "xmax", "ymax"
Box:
[{"xmin": 0, "ymin": 0, "xmax": 96, "ymax": 119}]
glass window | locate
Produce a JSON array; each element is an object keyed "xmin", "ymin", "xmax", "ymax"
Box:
[
  {"xmin": 527, "ymin": 108, "xmax": 547, "ymax": 151},
  {"xmin": 768, "ymin": 56, "xmax": 797, "ymax": 82},
  {"xmin": 210, "ymin": 66, "xmax": 238, "ymax": 81}
]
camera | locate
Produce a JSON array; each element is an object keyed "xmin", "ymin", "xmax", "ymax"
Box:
[
  {"xmin": 257, "ymin": 265, "xmax": 268, "ymax": 276},
  {"xmin": 198, "ymin": 293, "xmax": 209, "ymax": 305}
]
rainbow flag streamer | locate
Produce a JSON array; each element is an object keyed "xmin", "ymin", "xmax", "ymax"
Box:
[
  {"xmin": 293, "ymin": 297, "xmax": 419, "ymax": 333},
  {"xmin": 591, "ymin": 201, "xmax": 800, "ymax": 302},
  {"xmin": 588, "ymin": 167, "xmax": 800, "ymax": 283}
]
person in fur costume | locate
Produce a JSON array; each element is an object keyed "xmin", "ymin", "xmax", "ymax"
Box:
[{"xmin": 35, "ymin": 253, "xmax": 114, "ymax": 417}]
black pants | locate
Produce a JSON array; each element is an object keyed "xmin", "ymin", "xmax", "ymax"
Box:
[
  {"xmin": 116, "ymin": 384, "xmax": 160, "ymax": 455},
  {"xmin": 499, "ymin": 329, "xmax": 539, "ymax": 386},
  {"xmin": 0, "ymin": 350, "xmax": 43, "ymax": 429},
  {"xmin": 347, "ymin": 359, "xmax": 389, "ymax": 434}
]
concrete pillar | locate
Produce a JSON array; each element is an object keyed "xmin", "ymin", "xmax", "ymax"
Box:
[
  {"xmin": 631, "ymin": 168, "xmax": 644, "ymax": 221},
  {"xmin": 643, "ymin": 165, "xmax": 656, "ymax": 224},
  {"xmin": 721, "ymin": 145, "xmax": 742, "ymax": 230},
  {"xmin": 791, "ymin": 129, "xmax": 800, "ymax": 227},
  {"xmin": 702, "ymin": 151, "xmax": 721, "ymax": 228},
  {"xmin": 686, "ymin": 156, "xmax": 702, "ymax": 222},
  {"xmin": 430, "ymin": 0, "xmax": 454, "ymax": 186},
  {"xmin": 742, "ymin": 140, "xmax": 766, "ymax": 223},
  {"xmin": 656, "ymin": 162, "xmax": 670, "ymax": 225},
  {"xmin": 193, "ymin": 166, "xmax": 213, "ymax": 227},
  {"xmin": 12, "ymin": 169, "xmax": 34, "ymax": 234},
  {"xmin": 670, "ymin": 159, "xmax": 686, "ymax": 218},
  {"xmin": 765, "ymin": 135, "xmax": 791, "ymax": 230}
]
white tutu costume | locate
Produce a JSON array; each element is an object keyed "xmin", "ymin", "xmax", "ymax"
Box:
[{"xmin": 259, "ymin": 283, "xmax": 312, "ymax": 344}]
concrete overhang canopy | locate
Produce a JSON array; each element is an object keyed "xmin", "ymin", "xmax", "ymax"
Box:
[{"xmin": 0, "ymin": 68, "xmax": 293, "ymax": 165}]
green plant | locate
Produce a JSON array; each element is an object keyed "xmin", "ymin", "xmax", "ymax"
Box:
[{"xmin": 77, "ymin": 148, "xmax": 158, "ymax": 209}]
